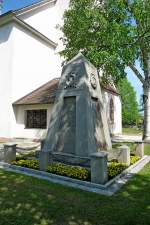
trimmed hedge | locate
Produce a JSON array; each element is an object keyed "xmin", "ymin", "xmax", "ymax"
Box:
[
  {"xmin": 130, "ymin": 155, "xmax": 140, "ymax": 165},
  {"xmin": 47, "ymin": 163, "xmax": 90, "ymax": 180},
  {"xmin": 12, "ymin": 159, "xmax": 39, "ymax": 170},
  {"xmin": 16, "ymin": 151, "xmax": 39, "ymax": 161},
  {"xmin": 108, "ymin": 162, "xmax": 127, "ymax": 178},
  {"xmin": 12, "ymin": 159, "xmax": 130, "ymax": 181}
]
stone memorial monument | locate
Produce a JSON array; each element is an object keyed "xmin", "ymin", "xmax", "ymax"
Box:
[{"xmin": 40, "ymin": 53, "xmax": 112, "ymax": 170}]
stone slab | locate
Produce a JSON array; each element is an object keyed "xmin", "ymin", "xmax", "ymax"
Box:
[{"xmin": 51, "ymin": 152, "xmax": 90, "ymax": 167}]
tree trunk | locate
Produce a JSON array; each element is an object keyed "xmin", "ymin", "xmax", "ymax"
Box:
[
  {"xmin": 142, "ymin": 51, "xmax": 150, "ymax": 141},
  {"xmin": 143, "ymin": 82, "xmax": 150, "ymax": 141}
]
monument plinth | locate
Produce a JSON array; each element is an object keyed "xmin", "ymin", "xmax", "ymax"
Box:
[{"xmin": 40, "ymin": 53, "xmax": 112, "ymax": 169}]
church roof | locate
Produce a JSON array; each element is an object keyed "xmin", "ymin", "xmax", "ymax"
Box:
[
  {"xmin": 13, "ymin": 78, "xmax": 119, "ymax": 106},
  {"xmin": 14, "ymin": 0, "xmax": 56, "ymax": 16},
  {"xmin": 13, "ymin": 78, "xmax": 59, "ymax": 105},
  {"xmin": 101, "ymin": 83, "xmax": 120, "ymax": 95}
]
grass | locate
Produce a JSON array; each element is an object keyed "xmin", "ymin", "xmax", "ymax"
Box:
[
  {"xmin": 113, "ymin": 143, "xmax": 150, "ymax": 156},
  {"xmin": 0, "ymin": 162, "xmax": 150, "ymax": 225},
  {"xmin": 122, "ymin": 127, "xmax": 142, "ymax": 135},
  {"xmin": 144, "ymin": 144, "xmax": 150, "ymax": 155}
]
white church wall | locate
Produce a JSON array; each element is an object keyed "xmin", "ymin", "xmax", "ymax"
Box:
[
  {"xmin": 12, "ymin": 104, "xmax": 53, "ymax": 139},
  {"xmin": 0, "ymin": 0, "xmax": 122, "ymax": 139},
  {"xmin": 113, "ymin": 95, "xmax": 122, "ymax": 134},
  {"xmin": 0, "ymin": 23, "xmax": 13, "ymax": 137},
  {"xmin": 18, "ymin": 0, "xmax": 70, "ymax": 52},
  {"xmin": 10, "ymin": 24, "xmax": 63, "ymax": 137},
  {"xmin": 54, "ymin": 0, "xmax": 70, "ymax": 52},
  {"xmin": 11, "ymin": 24, "xmax": 61, "ymax": 103},
  {"xmin": 18, "ymin": 0, "xmax": 70, "ymax": 44},
  {"xmin": 18, "ymin": 3, "xmax": 58, "ymax": 43}
]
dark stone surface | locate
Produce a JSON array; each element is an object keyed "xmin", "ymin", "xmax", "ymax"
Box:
[
  {"xmin": 40, "ymin": 53, "xmax": 112, "ymax": 170},
  {"xmin": 56, "ymin": 97, "xmax": 76, "ymax": 154}
]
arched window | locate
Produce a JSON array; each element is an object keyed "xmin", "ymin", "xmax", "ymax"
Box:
[{"xmin": 110, "ymin": 98, "xmax": 114, "ymax": 124}]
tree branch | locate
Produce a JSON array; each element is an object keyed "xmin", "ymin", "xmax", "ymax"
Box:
[{"xmin": 128, "ymin": 62, "xmax": 144, "ymax": 84}]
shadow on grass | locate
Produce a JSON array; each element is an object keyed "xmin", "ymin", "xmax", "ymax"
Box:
[{"xmin": 0, "ymin": 163, "xmax": 150, "ymax": 225}]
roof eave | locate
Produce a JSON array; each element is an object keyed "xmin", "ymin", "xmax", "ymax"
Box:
[
  {"xmin": 0, "ymin": 12, "xmax": 57, "ymax": 49},
  {"xmin": 13, "ymin": 102, "xmax": 54, "ymax": 106},
  {"xmin": 14, "ymin": 17, "xmax": 57, "ymax": 48},
  {"xmin": 15, "ymin": 0, "xmax": 57, "ymax": 16},
  {"xmin": 0, "ymin": 11, "xmax": 15, "ymax": 27},
  {"xmin": 102, "ymin": 87, "xmax": 120, "ymax": 96}
]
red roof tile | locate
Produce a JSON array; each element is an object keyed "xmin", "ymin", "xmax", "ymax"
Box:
[
  {"xmin": 13, "ymin": 78, "xmax": 119, "ymax": 105},
  {"xmin": 13, "ymin": 78, "xmax": 59, "ymax": 105}
]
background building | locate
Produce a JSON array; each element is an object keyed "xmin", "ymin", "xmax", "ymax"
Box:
[{"xmin": 0, "ymin": 0, "xmax": 122, "ymax": 139}]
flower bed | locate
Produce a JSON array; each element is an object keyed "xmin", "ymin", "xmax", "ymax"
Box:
[{"xmin": 11, "ymin": 154, "xmax": 141, "ymax": 181}]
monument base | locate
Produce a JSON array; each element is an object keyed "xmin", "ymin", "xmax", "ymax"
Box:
[{"xmin": 49, "ymin": 152, "xmax": 90, "ymax": 167}]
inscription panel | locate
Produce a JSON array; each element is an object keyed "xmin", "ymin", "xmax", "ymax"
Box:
[{"xmin": 56, "ymin": 97, "xmax": 76, "ymax": 154}]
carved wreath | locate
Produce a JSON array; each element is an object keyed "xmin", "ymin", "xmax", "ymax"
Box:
[{"xmin": 64, "ymin": 73, "xmax": 77, "ymax": 89}]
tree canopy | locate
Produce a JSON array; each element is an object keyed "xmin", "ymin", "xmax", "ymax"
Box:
[
  {"xmin": 61, "ymin": 0, "xmax": 150, "ymax": 139},
  {"xmin": 117, "ymin": 78, "xmax": 141, "ymax": 125},
  {"xmin": 61, "ymin": 0, "xmax": 149, "ymax": 84}
]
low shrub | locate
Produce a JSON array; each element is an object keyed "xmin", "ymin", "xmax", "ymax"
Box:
[
  {"xmin": 12, "ymin": 159, "xmax": 134, "ymax": 181},
  {"xmin": 130, "ymin": 155, "xmax": 140, "ymax": 165},
  {"xmin": 11, "ymin": 160, "xmax": 89, "ymax": 181},
  {"xmin": 12, "ymin": 159, "xmax": 39, "ymax": 170},
  {"xmin": 47, "ymin": 163, "xmax": 90, "ymax": 181},
  {"xmin": 108, "ymin": 162, "xmax": 127, "ymax": 178},
  {"xmin": 16, "ymin": 151, "xmax": 39, "ymax": 161}
]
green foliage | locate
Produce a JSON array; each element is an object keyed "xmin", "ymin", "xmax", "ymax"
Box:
[
  {"xmin": 130, "ymin": 155, "xmax": 140, "ymax": 165},
  {"xmin": 144, "ymin": 144, "xmax": 150, "ymax": 155},
  {"xmin": 1, "ymin": 164, "xmax": 150, "ymax": 225},
  {"xmin": 16, "ymin": 151, "xmax": 39, "ymax": 161},
  {"xmin": 61, "ymin": 0, "xmax": 150, "ymax": 84},
  {"xmin": 117, "ymin": 78, "xmax": 141, "ymax": 125},
  {"xmin": 47, "ymin": 163, "xmax": 90, "ymax": 181},
  {"xmin": 11, "ymin": 159, "xmax": 130, "ymax": 181},
  {"xmin": 108, "ymin": 162, "xmax": 127, "ymax": 178},
  {"xmin": 12, "ymin": 159, "xmax": 39, "ymax": 170},
  {"xmin": 122, "ymin": 127, "xmax": 142, "ymax": 135}
]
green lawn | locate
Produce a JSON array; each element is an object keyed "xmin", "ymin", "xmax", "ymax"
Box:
[
  {"xmin": 122, "ymin": 127, "xmax": 142, "ymax": 135},
  {"xmin": 144, "ymin": 144, "xmax": 150, "ymax": 155},
  {"xmin": 0, "ymin": 162, "xmax": 150, "ymax": 225}
]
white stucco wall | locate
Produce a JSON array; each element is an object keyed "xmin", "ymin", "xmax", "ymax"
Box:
[
  {"xmin": 18, "ymin": 3, "xmax": 57, "ymax": 42},
  {"xmin": 11, "ymin": 24, "xmax": 62, "ymax": 103},
  {"xmin": 0, "ymin": 22, "xmax": 62, "ymax": 138},
  {"xmin": 8, "ymin": 24, "xmax": 63, "ymax": 138},
  {"xmin": 18, "ymin": 0, "xmax": 70, "ymax": 54},
  {"xmin": 114, "ymin": 94, "xmax": 122, "ymax": 134},
  {"xmin": 0, "ymin": 24, "xmax": 13, "ymax": 137},
  {"xmin": 0, "ymin": 1, "xmax": 122, "ymax": 139},
  {"xmin": 0, "ymin": 1, "xmax": 70, "ymax": 138},
  {"xmin": 18, "ymin": 0, "xmax": 70, "ymax": 46},
  {"xmin": 12, "ymin": 104, "xmax": 53, "ymax": 139}
]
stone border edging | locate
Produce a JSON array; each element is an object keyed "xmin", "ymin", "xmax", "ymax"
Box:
[{"xmin": 0, "ymin": 155, "xmax": 150, "ymax": 196}]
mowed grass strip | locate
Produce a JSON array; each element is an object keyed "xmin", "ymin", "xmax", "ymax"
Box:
[
  {"xmin": 122, "ymin": 127, "xmax": 142, "ymax": 135},
  {"xmin": 0, "ymin": 161, "xmax": 150, "ymax": 225},
  {"xmin": 144, "ymin": 144, "xmax": 150, "ymax": 155}
]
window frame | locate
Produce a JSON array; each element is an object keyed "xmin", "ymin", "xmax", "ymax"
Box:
[{"xmin": 25, "ymin": 109, "xmax": 47, "ymax": 129}]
